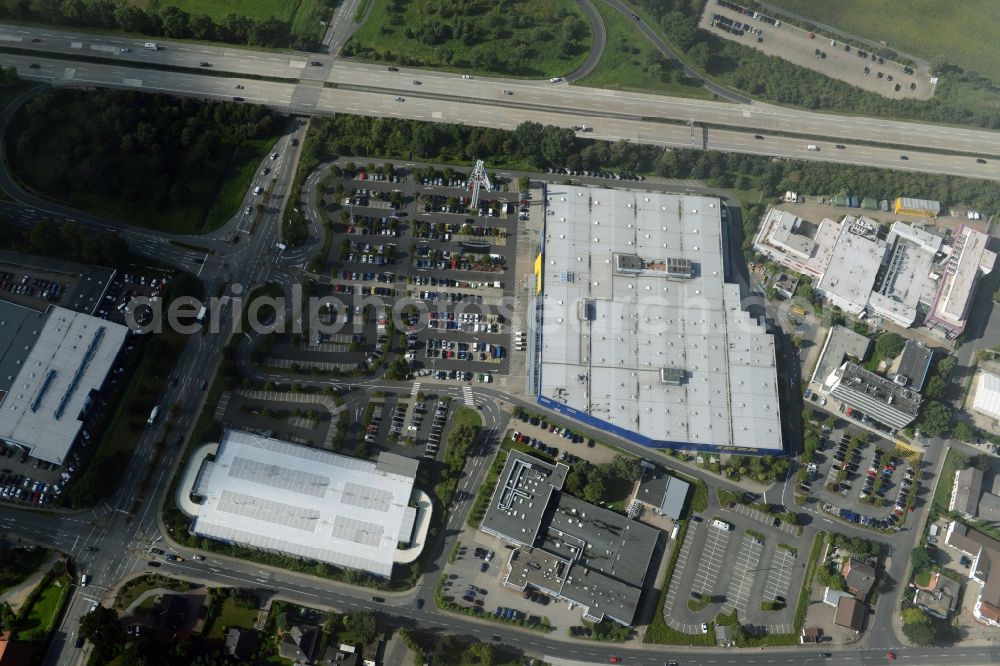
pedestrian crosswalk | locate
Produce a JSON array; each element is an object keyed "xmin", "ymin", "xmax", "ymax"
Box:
[
  {"xmin": 410, "ymin": 382, "xmax": 421, "ymax": 398},
  {"xmin": 463, "ymin": 386, "xmax": 475, "ymax": 408}
]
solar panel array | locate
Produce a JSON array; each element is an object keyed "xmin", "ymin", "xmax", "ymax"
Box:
[
  {"xmin": 217, "ymin": 490, "xmax": 320, "ymax": 532},
  {"xmin": 229, "ymin": 456, "xmax": 329, "ymax": 499},
  {"xmin": 341, "ymin": 482, "xmax": 393, "ymax": 512},
  {"xmin": 332, "ymin": 515, "xmax": 385, "ymax": 547}
]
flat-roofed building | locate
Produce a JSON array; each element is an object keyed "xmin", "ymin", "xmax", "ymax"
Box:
[
  {"xmin": 894, "ymin": 197, "xmax": 941, "ymax": 218},
  {"xmin": 482, "ymin": 450, "xmax": 660, "ymax": 626},
  {"xmin": 0, "ymin": 302, "xmax": 128, "ymax": 464},
  {"xmin": 810, "ymin": 325, "xmax": 871, "ymax": 391},
  {"xmin": 187, "ymin": 430, "xmax": 423, "ymax": 578},
  {"xmin": 535, "ymin": 186, "xmax": 782, "ymax": 454},
  {"xmin": 825, "ymin": 362, "xmax": 921, "ymax": 430},
  {"xmin": 927, "ymin": 226, "xmax": 996, "ymax": 337},
  {"xmin": 867, "ymin": 223, "xmax": 944, "ymax": 328},
  {"xmin": 815, "ymin": 216, "xmax": 888, "ymax": 316},
  {"xmin": 752, "ymin": 208, "xmax": 840, "ymax": 279}
]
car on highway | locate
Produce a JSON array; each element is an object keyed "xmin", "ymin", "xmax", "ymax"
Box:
[
  {"xmin": 253, "ymin": 186, "xmax": 263, "ymax": 195},
  {"xmin": 119, "ymin": 47, "xmax": 129, "ymax": 53},
  {"xmin": 232, "ymin": 96, "xmax": 244, "ymax": 102},
  {"xmin": 395, "ymin": 97, "xmax": 405, "ymax": 102},
  {"xmin": 549, "ymin": 77, "xmax": 562, "ymax": 82},
  {"xmin": 310, "ymin": 61, "xmax": 322, "ymax": 66},
  {"xmin": 164, "ymin": 554, "xmax": 183, "ymax": 562},
  {"xmin": 151, "ymin": 548, "xmax": 164, "ymax": 555},
  {"xmin": 977, "ymin": 158, "xmax": 987, "ymax": 164},
  {"xmin": 387, "ymin": 66, "xmax": 399, "ymax": 71},
  {"xmin": 835, "ymin": 144, "xmax": 846, "ymax": 149},
  {"xmin": 192, "ymin": 555, "xmax": 205, "ymax": 561},
  {"xmin": 411, "ymin": 80, "xmax": 421, "ymax": 85},
  {"xmin": 461, "ymin": 75, "xmax": 473, "ymax": 79},
  {"xmin": 74, "ymin": 635, "xmax": 85, "ymax": 648},
  {"xmin": 89, "ymin": 601, "xmax": 98, "ymax": 613},
  {"xmin": 30, "ymin": 38, "xmax": 41, "ymax": 42},
  {"xmin": 270, "ymin": 152, "xmax": 278, "ymax": 160},
  {"xmin": 245, "ymin": 206, "xmax": 252, "ymax": 215},
  {"xmin": 899, "ymin": 155, "xmax": 909, "ymax": 160},
  {"xmin": 261, "ymin": 167, "xmax": 270, "ymax": 175},
  {"xmin": 502, "ymin": 89, "xmax": 512, "ymax": 95},
  {"xmin": 415, "ymin": 598, "xmax": 424, "ymax": 609},
  {"xmin": 234, "ymin": 84, "xmax": 244, "ymax": 90},
  {"xmin": 29, "ymin": 63, "xmax": 39, "ymax": 68},
  {"xmin": 754, "ymin": 134, "xmax": 764, "ymax": 139},
  {"xmin": 199, "ymin": 61, "xmax": 210, "ymax": 67},
  {"xmin": 371, "ymin": 596, "xmax": 385, "ymax": 603},
  {"xmin": 609, "ymin": 658, "xmax": 620, "ymax": 664}
]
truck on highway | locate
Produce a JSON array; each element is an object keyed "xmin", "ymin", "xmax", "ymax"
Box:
[
  {"xmin": 147, "ymin": 406, "xmax": 159, "ymax": 425},
  {"xmin": 144, "ymin": 42, "xmax": 158, "ymax": 50}
]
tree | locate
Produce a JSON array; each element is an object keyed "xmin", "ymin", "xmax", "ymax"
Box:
[
  {"xmin": 78, "ymin": 606, "xmax": 126, "ymax": 662},
  {"xmin": 468, "ymin": 642, "xmax": 495, "ymax": 665},
  {"xmin": 917, "ymin": 401, "xmax": 952, "ymax": 437},
  {"xmin": 952, "ymin": 421, "xmax": 974, "ymax": 443},
  {"xmin": 970, "ymin": 453, "xmax": 992, "ymax": 472},
  {"xmin": 901, "ymin": 607, "xmax": 935, "ymax": 646},
  {"xmin": 874, "ymin": 333, "xmax": 905, "ymax": 361},
  {"xmin": 923, "ymin": 375, "xmax": 947, "ymax": 400},
  {"xmin": 583, "ymin": 476, "xmax": 607, "ymax": 504},
  {"xmin": 910, "ymin": 546, "xmax": 933, "ymax": 574},
  {"xmin": 343, "ymin": 612, "xmax": 377, "ymax": 644}
]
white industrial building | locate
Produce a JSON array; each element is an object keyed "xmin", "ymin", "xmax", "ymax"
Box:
[
  {"xmin": 0, "ymin": 302, "xmax": 128, "ymax": 464},
  {"xmin": 188, "ymin": 430, "xmax": 423, "ymax": 577},
  {"xmin": 973, "ymin": 372, "xmax": 1000, "ymax": 421},
  {"xmin": 754, "ymin": 207, "xmax": 991, "ymax": 333},
  {"xmin": 532, "ymin": 186, "xmax": 783, "ymax": 453}
]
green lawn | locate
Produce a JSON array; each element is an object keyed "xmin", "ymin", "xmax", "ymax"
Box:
[
  {"xmin": 116, "ymin": 574, "xmax": 193, "ymax": 610},
  {"xmin": 14, "ymin": 572, "xmax": 72, "ymax": 642},
  {"xmin": 203, "ymin": 136, "xmax": 277, "ymax": 231},
  {"xmin": 578, "ymin": 0, "xmax": 709, "ymax": 98},
  {"xmin": 344, "ymin": 0, "xmax": 593, "ymax": 78},
  {"xmin": 932, "ymin": 448, "xmax": 962, "ymax": 514},
  {"xmin": 762, "ymin": 0, "xmax": 1000, "ymax": 82},
  {"xmin": 206, "ymin": 597, "xmax": 259, "ymax": 639}
]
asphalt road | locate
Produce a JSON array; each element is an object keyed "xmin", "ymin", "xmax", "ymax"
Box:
[
  {"xmin": 565, "ymin": 0, "xmax": 608, "ymax": 83},
  {"xmin": 3, "ymin": 23, "xmax": 1000, "ymax": 160}
]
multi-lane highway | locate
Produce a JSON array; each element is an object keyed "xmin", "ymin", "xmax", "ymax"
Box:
[{"xmin": 2, "ymin": 23, "xmax": 1000, "ymax": 171}]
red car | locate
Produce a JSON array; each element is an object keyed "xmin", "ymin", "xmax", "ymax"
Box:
[
  {"xmin": 609, "ymin": 658, "xmax": 621, "ymax": 665},
  {"xmin": 886, "ymin": 652, "xmax": 896, "ymax": 661}
]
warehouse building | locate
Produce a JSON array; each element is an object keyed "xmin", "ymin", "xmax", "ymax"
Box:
[
  {"xmin": 815, "ymin": 216, "xmax": 887, "ymax": 316},
  {"xmin": 866, "ymin": 223, "xmax": 944, "ymax": 328},
  {"xmin": 0, "ymin": 301, "xmax": 128, "ymax": 464},
  {"xmin": 894, "ymin": 339, "xmax": 934, "ymax": 391},
  {"xmin": 533, "ymin": 186, "xmax": 783, "ymax": 454},
  {"xmin": 187, "ymin": 430, "xmax": 424, "ymax": 578},
  {"xmin": 481, "ymin": 450, "xmax": 660, "ymax": 626}
]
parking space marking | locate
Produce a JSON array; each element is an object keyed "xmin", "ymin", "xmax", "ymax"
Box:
[
  {"xmin": 662, "ymin": 523, "xmax": 698, "ymax": 627},
  {"xmin": 721, "ymin": 536, "xmax": 762, "ymax": 615},
  {"xmin": 762, "ymin": 548, "xmax": 796, "ymax": 601},
  {"xmin": 724, "ymin": 502, "xmax": 798, "ymax": 536},
  {"xmin": 691, "ymin": 524, "xmax": 730, "ymax": 597}
]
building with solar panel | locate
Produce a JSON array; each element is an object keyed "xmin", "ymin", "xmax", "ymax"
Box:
[
  {"xmin": 528, "ymin": 185, "xmax": 784, "ymax": 454},
  {"xmin": 185, "ymin": 430, "xmax": 426, "ymax": 578},
  {"xmin": 0, "ymin": 301, "xmax": 128, "ymax": 465}
]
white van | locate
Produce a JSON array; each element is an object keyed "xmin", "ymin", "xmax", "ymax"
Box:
[
  {"xmin": 711, "ymin": 519, "xmax": 732, "ymax": 531},
  {"xmin": 144, "ymin": 42, "xmax": 158, "ymax": 50},
  {"xmin": 806, "ymin": 144, "xmax": 819, "ymax": 151}
]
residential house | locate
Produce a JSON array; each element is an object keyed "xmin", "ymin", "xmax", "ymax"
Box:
[
  {"xmin": 841, "ymin": 558, "xmax": 876, "ymax": 599},
  {"xmin": 280, "ymin": 625, "xmax": 321, "ymax": 665}
]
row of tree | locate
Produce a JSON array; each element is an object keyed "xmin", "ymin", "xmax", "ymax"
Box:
[
  {"xmin": 0, "ymin": 0, "xmax": 334, "ymax": 50},
  {"xmin": 305, "ymin": 116, "xmax": 1000, "ymax": 219}
]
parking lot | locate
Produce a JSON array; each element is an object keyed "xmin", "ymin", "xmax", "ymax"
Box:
[
  {"xmin": 282, "ymin": 161, "xmax": 523, "ymax": 384},
  {"xmin": 699, "ymin": 0, "xmax": 935, "ymax": 100},
  {"xmin": 805, "ymin": 427, "xmax": 917, "ymax": 532},
  {"xmin": 667, "ymin": 511, "xmax": 805, "ymax": 633}
]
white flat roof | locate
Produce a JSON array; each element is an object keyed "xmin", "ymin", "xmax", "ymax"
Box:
[
  {"xmin": 816, "ymin": 220, "xmax": 887, "ymax": 314},
  {"xmin": 0, "ymin": 305, "xmax": 127, "ymax": 464},
  {"xmin": 537, "ymin": 186, "xmax": 782, "ymax": 451},
  {"xmin": 931, "ymin": 226, "xmax": 996, "ymax": 330},
  {"xmin": 974, "ymin": 373, "xmax": 1000, "ymax": 420},
  {"xmin": 191, "ymin": 431, "xmax": 418, "ymax": 577}
]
